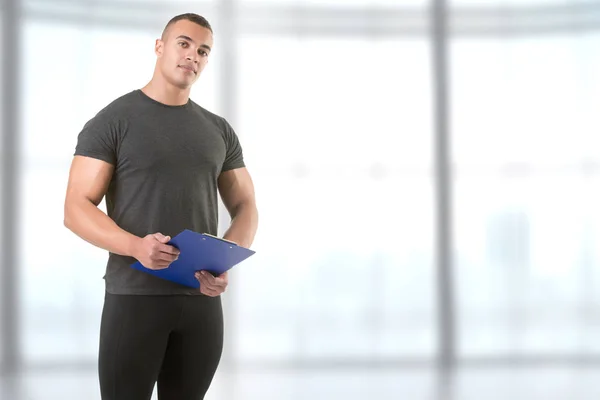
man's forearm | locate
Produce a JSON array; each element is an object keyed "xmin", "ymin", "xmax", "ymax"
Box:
[
  {"xmin": 223, "ymin": 201, "xmax": 259, "ymax": 248},
  {"xmin": 64, "ymin": 198, "xmax": 141, "ymax": 257}
]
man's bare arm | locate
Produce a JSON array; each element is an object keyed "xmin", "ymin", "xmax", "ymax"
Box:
[
  {"xmin": 64, "ymin": 155, "xmax": 139, "ymax": 255},
  {"xmin": 218, "ymin": 167, "xmax": 259, "ymax": 248},
  {"xmin": 64, "ymin": 155, "xmax": 178, "ymax": 269}
]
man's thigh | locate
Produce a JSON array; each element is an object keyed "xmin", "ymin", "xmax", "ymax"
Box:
[
  {"xmin": 157, "ymin": 295, "xmax": 224, "ymax": 400},
  {"xmin": 98, "ymin": 293, "xmax": 179, "ymax": 400}
]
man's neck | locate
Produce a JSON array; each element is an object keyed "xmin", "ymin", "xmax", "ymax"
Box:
[{"xmin": 141, "ymin": 78, "xmax": 191, "ymax": 106}]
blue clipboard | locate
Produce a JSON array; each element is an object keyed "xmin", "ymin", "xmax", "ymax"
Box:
[{"xmin": 130, "ymin": 229, "xmax": 256, "ymax": 288}]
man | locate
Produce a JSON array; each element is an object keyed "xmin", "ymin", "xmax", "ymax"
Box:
[{"xmin": 63, "ymin": 13, "xmax": 258, "ymax": 400}]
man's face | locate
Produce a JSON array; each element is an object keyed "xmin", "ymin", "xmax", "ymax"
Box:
[{"xmin": 155, "ymin": 20, "xmax": 214, "ymax": 89}]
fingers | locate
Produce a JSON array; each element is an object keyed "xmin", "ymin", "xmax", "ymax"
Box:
[
  {"xmin": 153, "ymin": 232, "xmax": 171, "ymax": 243},
  {"xmin": 216, "ymin": 271, "xmax": 228, "ymax": 286},
  {"xmin": 150, "ymin": 233, "xmax": 179, "ymax": 260},
  {"xmin": 196, "ymin": 274, "xmax": 220, "ymax": 296},
  {"xmin": 152, "ymin": 262, "xmax": 171, "ymax": 270},
  {"xmin": 152, "ymin": 233, "xmax": 179, "ymax": 256},
  {"xmin": 195, "ymin": 271, "xmax": 214, "ymax": 288},
  {"xmin": 195, "ymin": 271, "xmax": 227, "ymax": 296},
  {"xmin": 200, "ymin": 285, "xmax": 220, "ymax": 297},
  {"xmin": 199, "ymin": 271, "xmax": 227, "ymax": 288},
  {"xmin": 157, "ymin": 243, "xmax": 180, "ymax": 256},
  {"xmin": 150, "ymin": 245, "xmax": 178, "ymax": 262}
]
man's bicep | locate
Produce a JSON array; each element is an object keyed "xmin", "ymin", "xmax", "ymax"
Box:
[
  {"xmin": 218, "ymin": 167, "xmax": 256, "ymax": 214},
  {"xmin": 66, "ymin": 155, "xmax": 114, "ymax": 206}
]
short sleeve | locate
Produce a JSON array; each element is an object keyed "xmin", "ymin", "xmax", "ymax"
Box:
[
  {"xmin": 221, "ymin": 119, "xmax": 245, "ymax": 172},
  {"xmin": 73, "ymin": 112, "xmax": 120, "ymax": 165}
]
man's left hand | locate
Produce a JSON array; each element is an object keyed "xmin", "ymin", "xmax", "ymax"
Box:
[{"xmin": 195, "ymin": 271, "xmax": 228, "ymax": 297}]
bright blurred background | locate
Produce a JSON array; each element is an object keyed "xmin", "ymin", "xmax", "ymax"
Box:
[{"xmin": 1, "ymin": 0, "xmax": 600, "ymax": 399}]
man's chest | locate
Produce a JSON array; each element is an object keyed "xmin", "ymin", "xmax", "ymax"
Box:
[{"xmin": 116, "ymin": 118, "xmax": 226, "ymax": 177}]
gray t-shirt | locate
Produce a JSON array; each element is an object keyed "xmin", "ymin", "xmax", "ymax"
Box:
[{"xmin": 74, "ymin": 89, "xmax": 245, "ymax": 295}]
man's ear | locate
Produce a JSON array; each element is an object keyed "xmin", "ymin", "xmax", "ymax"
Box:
[{"xmin": 155, "ymin": 39, "xmax": 164, "ymax": 57}]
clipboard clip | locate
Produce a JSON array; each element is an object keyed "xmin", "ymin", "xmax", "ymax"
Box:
[{"xmin": 202, "ymin": 233, "xmax": 238, "ymax": 246}]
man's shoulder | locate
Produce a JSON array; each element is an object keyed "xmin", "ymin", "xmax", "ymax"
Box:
[
  {"xmin": 189, "ymin": 100, "xmax": 228, "ymax": 127},
  {"xmin": 93, "ymin": 90, "xmax": 144, "ymax": 121}
]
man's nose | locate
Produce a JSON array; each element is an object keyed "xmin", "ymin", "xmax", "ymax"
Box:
[{"xmin": 186, "ymin": 53, "xmax": 199, "ymax": 63}]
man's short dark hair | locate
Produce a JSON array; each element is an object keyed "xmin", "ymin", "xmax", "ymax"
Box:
[{"xmin": 162, "ymin": 13, "xmax": 213, "ymax": 39}]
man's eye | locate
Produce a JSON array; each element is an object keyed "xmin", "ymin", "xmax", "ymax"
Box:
[
  {"xmin": 178, "ymin": 42, "xmax": 188, "ymax": 47},
  {"xmin": 199, "ymin": 50, "xmax": 208, "ymax": 56}
]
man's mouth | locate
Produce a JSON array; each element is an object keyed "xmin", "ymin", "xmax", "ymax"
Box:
[{"xmin": 178, "ymin": 65, "xmax": 196, "ymax": 74}]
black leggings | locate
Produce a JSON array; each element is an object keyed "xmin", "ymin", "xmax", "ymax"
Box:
[{"xmin": 98, "ymin": 292, "xmax": 224, "ymax": 400}]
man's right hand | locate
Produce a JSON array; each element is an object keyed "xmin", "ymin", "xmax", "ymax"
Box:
[{"xmin": 132, "ymin": 232, "xmax": 180, "ymax": 270}]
